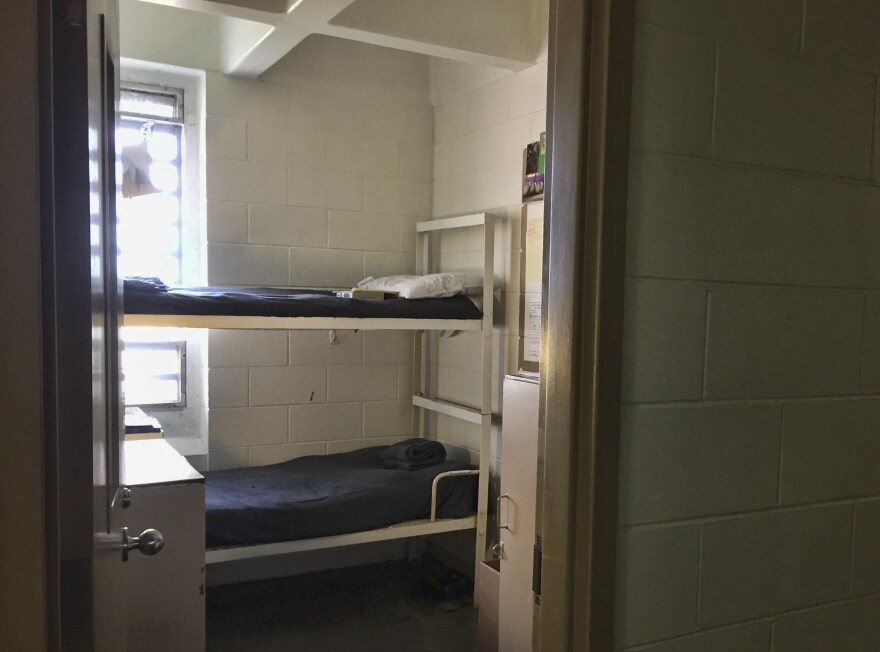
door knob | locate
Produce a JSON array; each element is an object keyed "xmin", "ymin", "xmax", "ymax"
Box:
[{"xmin": 122, "ymin": 527, "xmax": 164, "ymax": 561}]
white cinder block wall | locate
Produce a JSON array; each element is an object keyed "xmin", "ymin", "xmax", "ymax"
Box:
[
  {"xmin": 615, "ymin": 1, "xmax": 880, "ymax": 649},
  {"xmin": 427, "ymin": 58, "xmax": 547, "ymax": 511},
  {"xmin": 204, "ymin": 35, "xmax": 433, "ymax": 470}
]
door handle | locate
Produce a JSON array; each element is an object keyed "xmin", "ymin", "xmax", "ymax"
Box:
[
  {"xmin": 122, "ymin": 527, "xmax": 164, "ymax": 561},
  {"xmin": 497, "ymin": 493, "xmax": 511, "ymax": 530}
]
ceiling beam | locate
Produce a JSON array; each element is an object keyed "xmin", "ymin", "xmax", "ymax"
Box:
[
  {"xmin": 221, "ymin": 0, "xmax": 359, "ymax": 76},
  {"xmin": 140, "ymin": 0, "xmax": 279, "ymax": 24},
  {"xmin": 223, "ymin": 24, "xmax": 295, "ymax": 76},
  {"xmin": 320, "ymin": 23, "xmax": 532, "ymax": 71},
  {"xmin": 135, "ymin": 0, "xmax": 543, "ymax": 78}
]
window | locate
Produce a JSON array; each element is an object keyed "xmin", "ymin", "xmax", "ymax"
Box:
[
  {"xmin": 120, "ymin": 85, "xmax": 183, "ymax": 122},
  {"xmin": 118, "ymin": 83, "xmax": 188, "ymax": 407},
  {"xmin": 122, "ymin": 340, "xmax": 187, "ymax": 408},
  {"xmin": 117, "ymin": 84, "xmax": 185, "ymax": 284},
  {"xmin": 115, "ymin": 65, "xmax": 207, "ymax": 457}
]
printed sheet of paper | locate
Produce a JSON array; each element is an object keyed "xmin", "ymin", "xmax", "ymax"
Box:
[
  {"xmin": 525, "ymin": 297, "xmax": 541, "ymax": 362},
  {"xmin": 522, "ymin": 201, "xmax": 544, "ymax": 367},
  {"xmin": 524, "ymin": 214, "xmax": 544, "ymax": 292}
]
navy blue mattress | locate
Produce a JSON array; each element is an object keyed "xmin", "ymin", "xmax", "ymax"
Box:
[
  {"xmin": 205, "ymin": 447, "xmax": 478, "ymax": 549},
  {"xmin": 124, "ymin": 280, "xmax": 482, "ymax": 321}
]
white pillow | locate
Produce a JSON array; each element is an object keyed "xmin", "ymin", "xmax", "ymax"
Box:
[{"xmin": 357, "ymin": 273, "xmax": 483, "ymax": 299}]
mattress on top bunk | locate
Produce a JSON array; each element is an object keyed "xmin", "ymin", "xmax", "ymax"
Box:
[
  {"xmin": 204, "ymin": 446, "xmax": 478, "ymax": 549},
  {"xmin": 123, "ymin": 280, "xmax": 482, "ymax": 321}
]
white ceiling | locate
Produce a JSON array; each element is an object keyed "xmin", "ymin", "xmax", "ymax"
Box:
[{"xmin": 124, "ymin": 0, "xmax": 548, "ymax": 77}]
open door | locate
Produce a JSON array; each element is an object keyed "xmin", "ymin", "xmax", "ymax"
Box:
[
  {"xmin": 45, "ymin": 1, "xmax": 144, "ymax": 648},
  {"xmin": 90, "ymin": 3, "xmax": 128, "ymax": 649}
]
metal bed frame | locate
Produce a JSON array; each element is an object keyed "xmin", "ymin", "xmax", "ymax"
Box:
[
  {"xmin": 205, "ymin": 468, "xmax": 481, "ymax": 562},
  {"xmin": 126, "ymin": 213, "xmax": 496, "ymax": 583}
]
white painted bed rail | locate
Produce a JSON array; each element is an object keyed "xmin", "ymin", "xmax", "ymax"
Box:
[
  {"xmin": 205, "ymin": 516, "xmax": 478, "ymax": 564},
  {"xmin": 416, "ymin": 213, "xmax": 487, "ymax": 232},
  {"xmin": 412, "ymin": 395, "xmax": 484, "ymax": 425},
  {"xmin": 122, "ymin": 313, "xmax": 482, "ymax": 331},
  {"xmin": 430, "ymin": 469, "xmax": 480, "ymax": 522}
]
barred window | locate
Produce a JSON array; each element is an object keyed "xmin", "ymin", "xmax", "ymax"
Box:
[{"xmin": 118, "ymin": 83, "xmax": 187, "ymax": 407}]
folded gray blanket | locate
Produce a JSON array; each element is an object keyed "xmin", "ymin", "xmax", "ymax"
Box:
[{"xmin": 378, "ymin": 438, "xmax": 446, "ymax": 471}]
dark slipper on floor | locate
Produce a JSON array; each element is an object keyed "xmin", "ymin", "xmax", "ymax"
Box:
[{"xmin": 415, "ymin": 570, "xmax": 473, "ymax": 611}]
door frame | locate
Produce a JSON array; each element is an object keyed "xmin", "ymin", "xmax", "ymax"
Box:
[
  {"xmin": 0, "ymin": 1, "xmax": 51, "ymax": 649},
  {"xmin": 537, "ymin": 0, "xmax": 636, "ymax": 650}
]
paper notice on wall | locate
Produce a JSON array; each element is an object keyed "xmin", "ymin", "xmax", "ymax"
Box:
[
  {"xmin": 525, "ymin": 297, "xmax": 541, "ymax": 362},
  {"xmin": 520, "ymin": 201, "xmax": 544, "ymax": 370},
  {"xmin": 524, "ymin": 215, "xmax": 544, "ymax": 293}
]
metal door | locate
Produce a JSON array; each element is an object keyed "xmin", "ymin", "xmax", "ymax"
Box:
[
  {"xmin": 89, "ymin": 3, "xmax": 128, "ymax": 649},
  {"xmin": 51, "ymin": 2, "xmax": 129, "ymax": 648}
]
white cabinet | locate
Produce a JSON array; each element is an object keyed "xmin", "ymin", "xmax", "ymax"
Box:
[
  {"xmin": 124, "ymin": 440, "xmax": 205, "ymax": 651},
  {"xmin": 498, "ymin": 375, "xmax": 540, "ymax": 652}
]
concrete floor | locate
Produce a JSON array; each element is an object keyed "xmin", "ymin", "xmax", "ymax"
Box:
[{"xmin": 206, "ymin": 560, "xmax": 477, "ymax": 652}]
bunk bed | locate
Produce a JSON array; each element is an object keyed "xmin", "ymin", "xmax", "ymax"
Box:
[{"xmin": 123, "ymin": 213, "xmax": 496, "ymax": 581}]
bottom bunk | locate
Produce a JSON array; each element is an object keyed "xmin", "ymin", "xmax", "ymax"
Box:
[{"xmin": 204, "ymin": 443, "xmax": 479, "ymax": 564}]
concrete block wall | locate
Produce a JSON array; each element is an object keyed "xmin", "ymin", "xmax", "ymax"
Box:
[
  {"xmin": 427, "ymin": 57, "xmax": 547, "ymax": 471},
  {"xmin": 615, "ymin": 1, "xmax": 880, "ymax": 649},
  {"xmin": 204, "ymin": 35, "xmax": 432, "ymax": 469}
]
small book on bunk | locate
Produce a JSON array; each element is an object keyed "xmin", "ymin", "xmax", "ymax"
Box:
[
  {"xmin": 335, "ymin": 288, "xmax": 397, "ymax": 301},
  {"xmin": 124, "ymin": 407, "xmax": 163, "ymax": 440}
]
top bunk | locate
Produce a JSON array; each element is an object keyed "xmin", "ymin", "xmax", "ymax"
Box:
[
  {"xmin": 123, "ymin": 284, "xmax": 483, "ymax": 331},
  {"xmin": 122, "ymin": 213, "xmax": 494, "ymax": 331}
]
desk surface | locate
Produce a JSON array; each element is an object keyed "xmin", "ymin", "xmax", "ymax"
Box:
[{"xmin": 124, "ymin": 439, "xmax": 204, "ymax": 487}]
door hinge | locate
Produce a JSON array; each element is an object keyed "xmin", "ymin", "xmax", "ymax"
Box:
[{"xmin": 532, "ymin": 534, "xmax": 543, "ymax": 605}]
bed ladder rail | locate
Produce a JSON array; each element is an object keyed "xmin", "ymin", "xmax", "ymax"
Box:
[
  {"xmin": 415, "ymin": 211, "xmax": 495, "ymax": 607},
  {"xmin": 416, "ymin": 213, "xmax": 488, "ymax": 232},
  {"xmin": 411, "ymin": 395, "xmax": 487, "ymax": 425}
]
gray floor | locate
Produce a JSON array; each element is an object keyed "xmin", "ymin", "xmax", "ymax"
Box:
[{"xmin": 206, "ymin": 560, "xmax": 477, "ymax": 652}]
